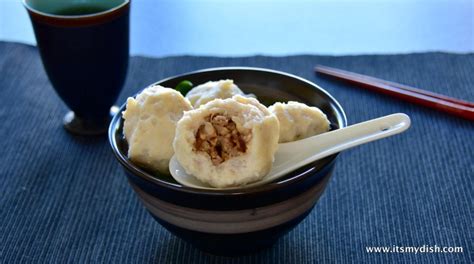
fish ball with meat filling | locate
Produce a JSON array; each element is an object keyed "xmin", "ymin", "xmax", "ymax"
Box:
[
  {"xmin": 173, "ymin": 95, "xmax": 280, "ymax": 188},
  {"xmin": 269, "ymin": 101, "xmax": 330, "ymax": 143},
  {"xmin": 185, "ymin": 79, "xmax": 245, "ymax": 108},
  {"xmin": 123, "ymin": 86, "xmax": 193, "ymax": 174}
]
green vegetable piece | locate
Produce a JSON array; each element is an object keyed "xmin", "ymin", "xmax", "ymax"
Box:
[{"xmin": 175, "ymin": 80, "xmax": 193, "ymax": 96}]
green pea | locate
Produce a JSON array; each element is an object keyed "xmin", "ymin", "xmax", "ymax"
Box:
[{"xmin": 175, "ymin": 80, "xmax": 193, "ymax": 96}]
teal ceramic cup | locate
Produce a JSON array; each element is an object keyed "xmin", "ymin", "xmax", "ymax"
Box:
[{"xmin": 23, "ymin": 0, "xmax": 130, "ymax": 135}]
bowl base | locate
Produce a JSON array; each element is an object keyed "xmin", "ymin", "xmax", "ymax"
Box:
[
  {"xmin": 153, "ymin": 207, "xmax": 313, "ymax": 256},
  {"xmin": 63, "ymin": 106, "xmax": 118, "ymax": 136}
]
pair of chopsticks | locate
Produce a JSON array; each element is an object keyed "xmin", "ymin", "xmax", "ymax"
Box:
[{"xmin": 314, "ymin": 65, "xmax": 474, "ymax": 121}]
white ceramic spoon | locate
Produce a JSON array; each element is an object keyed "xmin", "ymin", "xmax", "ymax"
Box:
[{"xmin": 169, "ymin": 113, "xmax": 411, "ymax": 190}]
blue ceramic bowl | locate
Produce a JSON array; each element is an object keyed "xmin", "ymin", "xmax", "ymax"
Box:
[{"xmin": 108, "ymin": 67, "xmax": 347, "ymax": 255}]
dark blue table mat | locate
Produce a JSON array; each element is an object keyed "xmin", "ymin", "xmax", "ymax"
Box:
[{"xmin": 0, "ymin": 42, "xmax": 472, "ymax": 263}]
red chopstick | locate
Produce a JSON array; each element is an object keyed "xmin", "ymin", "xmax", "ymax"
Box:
[{"xmin": 314, "ymin": 65, "xmax": 474, "ymax": 121}]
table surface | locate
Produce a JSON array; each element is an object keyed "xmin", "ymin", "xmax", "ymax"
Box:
[
  {"xmin": 1, "ymin": 0, "xmax": 473, "ymax": 57},
  {"xmin": 1, "ymin": 42, "xmax": 472, "ymax": 263}
]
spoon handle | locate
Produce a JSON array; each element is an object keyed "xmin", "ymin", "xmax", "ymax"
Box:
[
  {"xmin": 272, "ymin": 113, "xmax": 411, "ymax": 179},
  {"xmin": 309, "ymin": 113, "xmax": 410, "ymax": 156}
]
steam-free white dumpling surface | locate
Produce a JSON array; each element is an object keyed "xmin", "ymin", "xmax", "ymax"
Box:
[
  {"xmin": 269, "ymin": 101, "xmax": 330, "ymax": 143},
  {"xmin": 185, "ymin": 79, "xmax": 245, "ymax": 108},
  {"xmin": 173, "ymin": 95, "xmax": 280, "ymax": 188},
  {"xmin": 123, "ymin": 85, "xmax": 193, "ymax": 174}
]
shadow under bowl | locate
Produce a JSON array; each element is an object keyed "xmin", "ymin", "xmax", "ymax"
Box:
[{"xmin": 108, "ymin": 67, "xmax": 347, "ymax": 255}]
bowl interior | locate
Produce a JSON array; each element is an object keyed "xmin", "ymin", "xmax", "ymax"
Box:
[{"xmin": 110, "ymin": 67, "xmax": 347, "ymax": 193}]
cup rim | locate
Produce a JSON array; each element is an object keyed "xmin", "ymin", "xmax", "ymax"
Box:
[
  {"xmin": 22, "ymin": 0, "xmax": 130, "ymax": 19},
  {"xmin": 108, "ymin": 67, "xmax": 348, "ymax": 196}
]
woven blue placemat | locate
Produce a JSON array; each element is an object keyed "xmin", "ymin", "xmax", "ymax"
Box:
[{"xmin": 0, "ymin": 42, "xmax": 472, "ymax": 263}]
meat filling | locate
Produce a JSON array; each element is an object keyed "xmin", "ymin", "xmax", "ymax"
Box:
[{"xmin": 194, "ymin": 114, "xmax": 252, "ymax": 165}]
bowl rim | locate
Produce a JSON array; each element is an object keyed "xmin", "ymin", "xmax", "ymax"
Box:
[{"xmin": 108, "ymin": 66, "xmax": 347, "ymax": 196}]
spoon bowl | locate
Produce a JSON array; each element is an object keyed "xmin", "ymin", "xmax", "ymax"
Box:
[{"xmin": 170, "ymin": 113, "xmax": 411, "ymax": 190}]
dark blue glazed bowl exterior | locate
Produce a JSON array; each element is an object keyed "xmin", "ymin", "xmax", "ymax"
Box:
[{"xmin": 109, "ymin": 67, "xmax": 347, "ymax": 255}]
